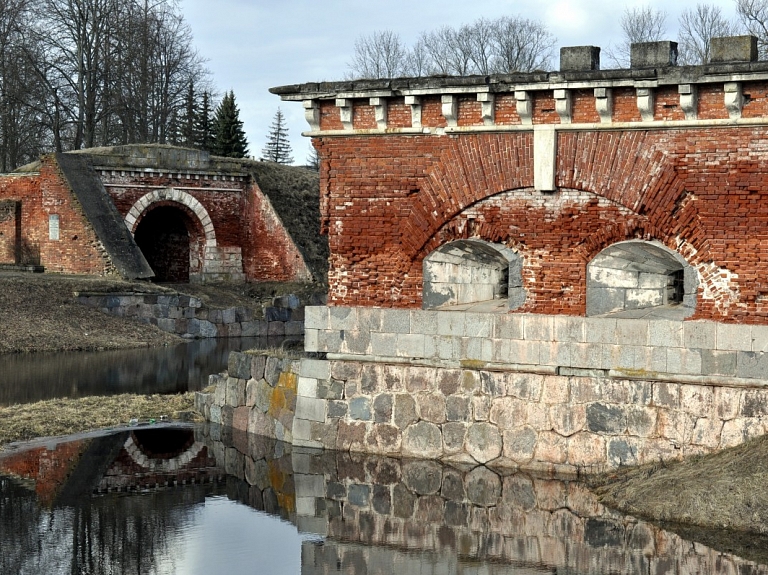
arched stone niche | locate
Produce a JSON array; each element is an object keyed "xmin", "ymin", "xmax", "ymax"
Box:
[
  {"xmin": 587, "ymin": 240, "xmax": 697, "ymax": 317},
  {"xmin": 423, "ymin": 239, "xmax": 524, "ymax": 310}
]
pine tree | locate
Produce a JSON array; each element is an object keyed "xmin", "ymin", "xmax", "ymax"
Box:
[
  {"xmin": 261, "ymin": 108, "xmax": 293, "ymax": 164},
  {"xmin": 213, "ymin": 91, "xmax": 249, "ymax": 158},
  {"xmin": 195, "ymin": 91, "xmax": 215, "ymax": 152}
]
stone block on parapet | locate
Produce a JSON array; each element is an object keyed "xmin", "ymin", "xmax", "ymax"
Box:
[
  {"xmin": 630, "ymin": 40, "xmax": 678, "ymax": 67},
  {"xmin": 462, "ymin": 337, "xmax": 493, "ymax": 362},
  {"xmin": 615, "ymin": 319, "xmax": 649, "ymax": 346},
  {"xmin": 341, "ymin": 329, "xmax": 371, "ymax": 355},
  {"xmin": 411, "ymin": 309, "xmax": 437, "ymax": 335},
  {"xmin": 318, "ymin": 330, "xmax": 343, "ymax": 354},
  {"xmin": 539, "ymin": 341, "xmax": 572, "ymax": 368},
  {"xmin": 667, "ymin": 347, "xmax": 703, "ymax": 376},
  {"xmin": 301, "ymin": 358, "xmax": 330, "ymax": 380},
  {"xmin": 296, "ymin": 396, "xmax": 326, "ymax": 422},
  {"xmin": 711, "ymin": 35, "xmax": 758, "ymax": 63},
  {"xmin": 463, "ymin": 313, "xmax": 492, "ymax": 338},
  {"xmin": 370, "ymin": 332, "xmax": 397, "ymax": 357},
  {"xmin": 397, "ymin": 333, "xmax": 425, "ymax": 358},
  {"xmin": 381, "ymin": 309, "xmax": 411, "ymax": 334},
  {"xmin": 357, "ymin": 307, "xmax": 383, "ymax": 333},
  {"xmin": 305, "ymin": 306, "xmax": 329, "ymax": 330},
  {"xmin": 523, "ymin": 314, "xmax": 553, "ymax": 341},
  {"xmin": 553, "ymin": 316, "xmax": 585, "ymax": 343},
  {"xmin": 493, "ymin": 314, "xmax": 523, "ymax": 340},
  {"xmin": 508, "ymin": 339, "xmax": 541, "ymax": 365},
  {"xmin": 584, "ymin": 318, "xmax": 617, "ymax": 344},
  {"xmin": 752, "ymin": 325, "xmax": 768, "ymax": 352},
  {"xmin": 329, "ymin": 307, "xmax": 357, "ymax": 331},
  {"xmin": 684, "ymin": 321, "xmax": 716, "ymax": 350},
  {"xmin": 437, "ymin": 311, "xmax": 465, "ymax": 337},
  {"xmin": 701, "ymin": 350, "xmax": 738, "ymax": 376},
  {"xmin": 716, "ymin": 323, "xmax": 753, "ymax": 351},
  {"xmin": 649, "ymin": 320, "xmax": 683, "ymax": 348},
  {"xmin": 736, "ymin": 351, "xmax": 768, "ymax": 379},
  {"xmin": 560, "ymin": 45, "xmax": 601, "ymax": 71}
]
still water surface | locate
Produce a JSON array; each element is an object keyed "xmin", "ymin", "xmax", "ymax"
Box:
[
  {"xmin": 0, "ymin": 337, "xmax": 289, "ymax": 406},
  {"xmin": 2, "ymin": 425, "xmax": 767, "ymax": 575}
]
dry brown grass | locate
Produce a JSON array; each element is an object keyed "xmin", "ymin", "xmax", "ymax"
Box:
[
  {"xmin": 0, "ymin": 393, "xmax": 202, "ymax": 448},
  {"xmin": 590, "ymin": 435, "xmax": 768, "ymax": 534}
]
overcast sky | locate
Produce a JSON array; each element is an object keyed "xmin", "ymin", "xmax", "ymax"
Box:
[{"xmin": 182, "ymin": 0, "xmax": 738, "ymax": 165}]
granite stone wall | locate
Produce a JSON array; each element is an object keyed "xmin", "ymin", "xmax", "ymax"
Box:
[{"xmin": 77, "ymin": 292, "xmax": 304, "ymax": 339}]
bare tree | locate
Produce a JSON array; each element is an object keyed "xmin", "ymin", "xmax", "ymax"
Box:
[
  {"xmin": 606, "ymin": 6, "xmax": 668, "ymax": 68},
  {"xmin": 348, "ymin": 16, "xmax": 556, "ymax": 79},
  {"xmin": 737, "ymin": 0, "xmax": 768, "ymax": 58},
  {"xmin": 678, "ymin": 4, "xmax": 740, "ymax": 64},
  {"xmin": 348, "ymin": 30, "xmax": 410, "ymax": 78},
  {"xmin": 490, "ymin": 16, "xmax": 556, "ymax": 73}
]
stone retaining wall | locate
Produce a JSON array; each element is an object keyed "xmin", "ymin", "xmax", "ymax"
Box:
[
  {"xmin": 197, "ymin": 426, "xmax": 768, "ymax": 574},
  {"xmin": 198, "ymin": 350, "xmax": 768, "ymax": 473},
  {"xmin": 77, "ymin": 292, "xmax": 304, "ymax": 339}
]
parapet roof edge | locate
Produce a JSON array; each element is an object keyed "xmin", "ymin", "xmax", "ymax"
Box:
[{"xmin": 271, "ymin": 60, "xmax": 768, "ymax": 100}]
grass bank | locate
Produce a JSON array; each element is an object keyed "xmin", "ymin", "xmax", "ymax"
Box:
[
  {"xmin": 0, "ymin": 393, "xmax": 202, "ymax": 449},
  {"xmin": 590, "ymin": 434, "xmax": 768, "ymax": 537}
]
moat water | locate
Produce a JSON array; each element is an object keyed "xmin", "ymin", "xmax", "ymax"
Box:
[
  {"xmin": 0, "ymin": 337, "xmax": 292, "ymax": 406},
  {"xmin": 1, "ymin": 426, "xmax": 767, "ymax": 575}
]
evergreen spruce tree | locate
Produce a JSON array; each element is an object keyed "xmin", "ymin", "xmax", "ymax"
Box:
[
  {"xmin": 179, "ymin": 81, "xmax": 197, "ymax": 147},
  {"xmin": 261, "ymin": 108, "xmax": 294, "ymax": 164},
  {"xmin": 213, "ymin": 91, "xmax": 249, "ymax": 158},
  {"xmin": 195, "ymin": 91, "xmax": 215, "ymax": 152}
]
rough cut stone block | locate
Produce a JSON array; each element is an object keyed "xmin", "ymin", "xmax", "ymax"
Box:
[
  {"xmin": 523, "ymin": 315, "xmax": 553, "ymax": 341},
  {"xmin": 381, "ymin": 309, "xmax": 411, "ymax": 334},
  {"xmin": 305, "ymin": 306, "xmax": 329, "ymax": 330},
  {"xmin": 369, "ymin": 332, "xmax": 397, "ymax": 357},
  {"xmin": 329, "ymin": 307, "xmax": 357, "ymax": 331},
  {"xmin": 716, "ymin": 323, "xmax": 753, "ymax": 351},
  {"xmin": 465, "ymin": 422, "xmax": 502, "ymax": 463},
  {"xmin": 402, "ymin": 421, "xmax": 443, "ymax": 459},
  {"xmin": 584, "ymin": 318, "xmax": 617, "ymax": 344},
  {"xmin": 463, "ymin": 313, "xmax": 492, "ymax": 337},
  {"xmin": 296, "ymin": 396, "xmax": 326, "ymax": 422},
  {"xmin": 560, "ymin": 45, "xmax": 600, "ymax": 71},
  {"xmin": 437, "ymin": 311, "xmax": 465, "ymax": 337},
  {"xmin": 586, "ymin": 403, "xmax": 626, "ymax": 434},
  {"xmin": 228, "ymin": 352, "xmax": 252, "ymax": 380},
  {"xmin": 683, "ymin": 321, "xmax": 716, "ymax": 350},
  {"xmin": 700, "ymin": 350, "xmax": 737, "ymax": 377},
  {"xmin": 409, "ymin": 310, "xmax": 437, "ymax": 335},
  {"xmin": 737, "ymin": 351, "xmax": 768, "ymax": 379},
  {"xmin": 297, "ymin": 376, "xmax": 318, "ymax": 398},
  {"xmin": 711, "ymin": 35, "xmax": 758, "ymax": 63},
  {"xmin": 615, "ymin": 319, "xmax": 649, "ymax": 346},
  {"xmin": 301, "ymin": 358, "xmax": 330, "ymax": 380}
]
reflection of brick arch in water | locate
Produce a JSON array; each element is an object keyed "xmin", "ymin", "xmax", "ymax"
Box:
[
  {"xmin": 123, "ymin": 433, "xmax": 205, "ymax": 473},
  {"xmin": 125, "ymin": 188, "xmax": 243, "ymax": 283}
]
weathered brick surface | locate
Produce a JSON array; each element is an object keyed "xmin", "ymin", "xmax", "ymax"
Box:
[{"xmin": 314, "ymin": 118, "xmax": 768, "ymax": 322}]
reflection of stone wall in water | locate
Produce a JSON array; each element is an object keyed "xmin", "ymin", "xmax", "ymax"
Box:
[{"xmin": 198, "ymin": 424, "xmax": 768, "ymax": 574}]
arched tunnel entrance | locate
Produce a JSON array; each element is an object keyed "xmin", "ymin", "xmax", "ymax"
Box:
[{"xmin": 134, "ymin": 206, "xmax": 194, "ymax": 283}]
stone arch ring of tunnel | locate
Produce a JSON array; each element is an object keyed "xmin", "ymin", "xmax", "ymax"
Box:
[
  {"xmin": 125, "ymin": 189, "xmax": 217, "ymax": 283},
  {"xmin": 586, "ymin": 239, "xmax": 698, "ymax": 318},
  {"xmin": 422, "ymin": 239, "xmax": 524, "ymax": 310}
]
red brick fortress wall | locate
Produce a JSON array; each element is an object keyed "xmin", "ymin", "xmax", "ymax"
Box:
[{"xmin": 310, "ymin": 89, "xmax": 768, "ymax": 323}]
